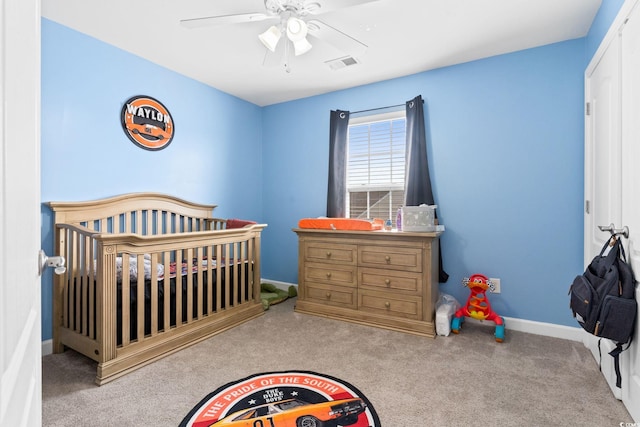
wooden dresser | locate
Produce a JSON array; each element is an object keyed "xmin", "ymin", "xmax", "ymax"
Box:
[{"xmin": 293, "ymin": 228, "xmax": 442, "ymax": 337}]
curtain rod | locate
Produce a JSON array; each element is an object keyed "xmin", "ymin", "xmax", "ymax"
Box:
[{"xmin": 350, "ymin": 99, "xmax": 423, "ymax": 115}]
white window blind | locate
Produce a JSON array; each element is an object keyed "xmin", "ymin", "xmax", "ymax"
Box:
[{"xmin": 346, "ymin": 111, "xmax": 406, "ymax": 220}]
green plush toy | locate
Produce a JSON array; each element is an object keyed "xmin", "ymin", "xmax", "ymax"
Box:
[{"xmin": 260, "ymin": 283, "xmax": 297, "ymax": 310}]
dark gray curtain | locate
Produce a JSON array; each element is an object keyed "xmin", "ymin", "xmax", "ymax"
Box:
[
  {"xmin": 405, "ymin": 95, "xmax": 448, "ymax": 282},
  {"xmin": 326, "ymin": 109, "xmax": 350, "ymax": 217}
]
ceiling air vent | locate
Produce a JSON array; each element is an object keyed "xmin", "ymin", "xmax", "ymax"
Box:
[{"xmin": 325, "ymin": 56, "xmax": 360, "ymax": 71}]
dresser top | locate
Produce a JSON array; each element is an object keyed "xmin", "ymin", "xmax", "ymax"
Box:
[{"xmin": 293, "ymin": 228, "xmax": 443, "ymax": 238}]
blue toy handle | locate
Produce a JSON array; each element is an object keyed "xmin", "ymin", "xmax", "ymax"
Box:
[{"xmin": 495, "ymin": 319, "xmax": 506, "ymax": 343}]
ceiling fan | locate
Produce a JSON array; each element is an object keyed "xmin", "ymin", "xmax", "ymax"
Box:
[{"xmin": 180, "ymin": 0, "xmax": 380, "ymax": 71}]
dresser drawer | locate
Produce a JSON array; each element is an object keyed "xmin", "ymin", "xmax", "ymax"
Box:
[
  {"xmin": 358, "ymin": 245, "xmax": 422, "ymax": 272},
  {"xmin": 304, "ymin": 242, "xmax": 357, "ymax": 265},
  {"xmin": 359, "ymin": 268, "xmax": 422, "ymax": 294},
  {"xmin": 358, "ymin": 289, "xmax": 422, "ymax": 320},
  {"xmin": 305, "ymin": 282, "xmax": 357, "ymax": 309},
  {"xmin": 304, "ymin": 262, "xmax": 357, "ymax": 287}
]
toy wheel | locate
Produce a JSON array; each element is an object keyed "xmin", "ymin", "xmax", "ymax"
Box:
[
  {"xmin": 451, "ymin": 317, "xmax": 461, "ymax": 334},
  {"xmin": 297, "ymin": 415, "xmax": 324, "ymax": 427},
  {"xmin": 495, "ymin": 323, "xmax": 505, "ymax": 343}
]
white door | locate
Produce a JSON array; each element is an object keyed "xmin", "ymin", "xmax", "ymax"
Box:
[
  {"xmin": 620, "ymin": 1, "xmax": 640, "ymax": 420},
  {"xmin": 584, "ymin": 25, "xmax": 624, "ymax": 400},
  {"xmin": 0, "ymin": 1, "xmax": 43, "ymax": 426},
  {"xmin": 584, "ymin": 29, "xmax": 622, "ymax": 263},
  {"xmin": 585, "ymin": 0, "xmax": 640, "ymax": 419}
]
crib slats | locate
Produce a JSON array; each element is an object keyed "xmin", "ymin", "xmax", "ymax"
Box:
[
  {"xmin": 174, "ymin": 213, "xmax": 180, "ymax": 233},
  {"xmin": 185, "ymin": 247, "xmax": 193, "ymax": 323},
  {"xmin": 216, "ymin": 244, "xmax": 223, "ymax": 312},
  {"xmin": 196, "ymin": 249, "xmax": 203, "ymax": 319},
  {"xmin": 150, "ymin": 254, "xmax": 158, "ymax": 336},
  {"xmin": 149, "ymin": 211, "xmax": 156, "ymax": 234},
  {"xmin": 135, "ymin": 210, "xmax": 142, "ymax": 235},
  {"xmin": 58, "ymin": 228, "xmax": 261, "ymax": 343},
  {"xmin": 136, "ymin": 254, "xmax": 145, "ymax": 341},
  {"xmin": 123, "ymin": 212, "xmax": 130, "ymax": 233},
  {"xmin": 163, "ymin": 251, "xmax": 171, "ymax": 332},
  {"xmin": 80, "ymin": 235, "xmax": 89, "ymax": 336},
  {"xmin": 224, "ymin": 244, "xmax": 231, "ymax": 309},
  {"xmin": 121, "ymin": 255, "xmax": 131, "ymax": 346},
  {"xmin": 175, "ymin": 249, "xmax": 183, "ymax": 327},
  {"xmin": 207, "ymin": 245, "xmax": 214, "ymax": 315},
  {"xmin": 114, "ymin": 213, "xmax": 121, "ymax": 233},
  {"xmin": 240, "ymin": 241, "xmax": 246, "ymax": 303}
]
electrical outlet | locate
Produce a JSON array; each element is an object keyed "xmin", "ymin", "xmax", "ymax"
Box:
[{"xmin": 490, "ymin": 278, "xmax": 501, "ymax": 293}]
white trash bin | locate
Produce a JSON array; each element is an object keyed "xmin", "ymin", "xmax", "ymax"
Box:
[{"xmin": 435, "ymin": 294, "xmax": 461, "ymax": 337}]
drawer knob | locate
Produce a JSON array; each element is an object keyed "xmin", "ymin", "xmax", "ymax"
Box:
[
  {"xmin": 385, "ymin": 256, "xmax": 391, "ymax": 264},
  {"xmin": 384, "ymin": 278, "xmax": 391, "ymax": 286},
  {"xmin": 326, "ymin": 272, "xmax": 332, "ymax": 278},
  {"xmin": 326, "ymin": 251, "xmax": 332, "ymax": 258},
  {"xmin": 326, "ymin": 292, "xmax": 332, "ymax": 299},
  {"xmin": 385, "ymin": 301, "xmax": 391, "ymax": 308}
]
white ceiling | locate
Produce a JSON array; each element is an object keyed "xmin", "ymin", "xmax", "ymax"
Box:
[{"xmin": 42, "ymin": 0, "xmax": 602, "ymax": 107}]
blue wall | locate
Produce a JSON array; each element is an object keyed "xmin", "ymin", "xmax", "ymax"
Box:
[
  {"xmin": 261, "ymin": 40, "xmax": 586, "ymax": 327},
  {"xmin": 40, "ymin": 19, "xmax": 264, "ymax": 340},
  {"xmin": 259, "ymin": 0, "xmax": 627, "ymax": 327},
  {"xmin": 40, "ymin": 0, "xmax": 626, "ymax": 339}
]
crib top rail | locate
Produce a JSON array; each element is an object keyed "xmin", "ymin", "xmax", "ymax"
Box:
[
  {"xmin": 48, "ymin": 193, "xmax": 266, "ymax": 259},
  {"xmin": 53, "ymin": 221, "xmax": 266, "ymax": 241},
  {"xmin": 47, "ymin": 192, "xmax": 218, "ymax": 227}
]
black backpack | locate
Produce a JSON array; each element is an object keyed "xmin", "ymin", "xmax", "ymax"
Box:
[{"xmin": 569, "ymin": 236, "xmax": 637, "ymax": 387}]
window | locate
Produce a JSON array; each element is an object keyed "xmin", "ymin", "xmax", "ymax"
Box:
[{"xmin": 346, "ymin": 111, "xmax": 406, "ymax": 220}]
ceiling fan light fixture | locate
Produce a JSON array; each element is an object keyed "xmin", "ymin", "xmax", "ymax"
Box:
[
  {"xmin": 258, "ymin": 25, "xmax": 282, "ymax": 52},
  {"xmin": 286, "ymin": 17, "xmax": 312, "ymax": 56},
  {"xmin": 292, "ymin": 37, "xmax": 313, "ymax": 56},
  {"xmin": 286, "ymin": 17, "xmax": 307, "ymax": 40}
]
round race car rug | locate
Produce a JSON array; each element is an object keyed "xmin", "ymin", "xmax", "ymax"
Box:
[{"xmin": 180, "ymin": 370, "xmax": 381, "ymax": 427}]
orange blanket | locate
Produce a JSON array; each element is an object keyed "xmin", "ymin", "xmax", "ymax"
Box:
[{"xmin": 298, "ymin": 218, "xmax": 384, "ymax": 231}]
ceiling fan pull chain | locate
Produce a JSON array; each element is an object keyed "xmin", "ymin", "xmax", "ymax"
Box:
[{"xmin": 284, "ymin": 40, "xmax": 292, "ymax": 73}]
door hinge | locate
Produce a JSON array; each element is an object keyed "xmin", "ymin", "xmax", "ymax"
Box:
[
  {"xmin": 586, "ymin": 102, "xmax": 591, "ymax": 116},
  {"xmin": 585, "ymin": 200, "xmax": 590, "ymax": 214}
]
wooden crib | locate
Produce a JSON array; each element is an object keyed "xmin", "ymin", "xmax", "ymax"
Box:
[{"xmin": 47, "ymin": 192, "xmax": 266, "ymax": 385}]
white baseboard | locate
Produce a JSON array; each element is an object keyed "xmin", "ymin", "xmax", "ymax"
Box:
[
  {"xmin": 261, "ymin": 279, "xmax": 585, "ymax": 342},
  {"xmin": 42, "ymin": 339, "xmax": 52, "ymax": 356},
  {"xmin": 41, "ymin": 281, "xmax": 583, "ymax": 355},
  {"xmin": 443, "ymin": 315, "xmax": 584, "ymax": 341},
  {"xmin": 499, "ymin": 316, "xmax": 584, "ymax": 341}
]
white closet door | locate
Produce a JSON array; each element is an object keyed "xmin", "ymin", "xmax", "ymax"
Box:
[
  {"xmin": 584, "ymin": 29, "xmax": 623, "ymax": 399},
  {"xmin": 585, "ymin": 1, "xmax": 640, "ymax": 419},
  {"xmin": 620, "ymin": 1, "xmax": 640, "ymax": 420},
  {"xmin": 584, "ymin": 33, "xmax": 622, "ymax": 269}
]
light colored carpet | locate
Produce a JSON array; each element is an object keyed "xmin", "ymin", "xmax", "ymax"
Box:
[{"xmin": 42, "ymin": 298, "xmax": 633, "ymax": 426}]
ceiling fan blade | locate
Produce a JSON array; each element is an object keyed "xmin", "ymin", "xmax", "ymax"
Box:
[
  {"xmin": 307, "ymin": 19, "xmax": 367, "ymax": 57},
  {"xmin": 180, "ymin": 12, "xmax": 272, "ymax": 29},
  {"xmin": 306, "ymin": 0, "xmax": 381, "ymax": 15}
]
